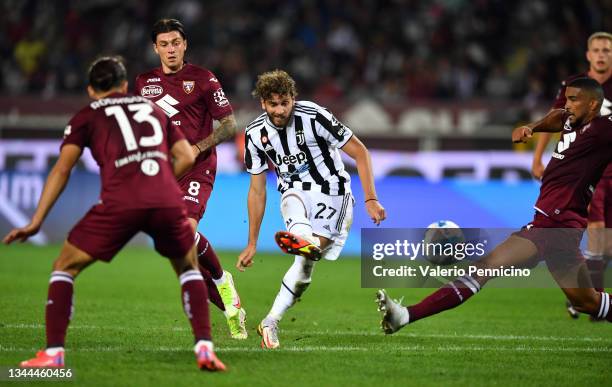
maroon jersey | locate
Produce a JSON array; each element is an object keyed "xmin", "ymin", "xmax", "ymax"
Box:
[
  {"xmin": 535, "ymin": 114, "xmax": 612, "ymax": 227},
  {"xmin": 62, "ymin": 93, "xmax": 185, "ymax": 209},
  {"xmin": 134, "ymin": 63, "xmax": 233, "ymax": 174},
  {"xmin": 552, "ymin": 73, "xmax": 612, "ymax": 178}
]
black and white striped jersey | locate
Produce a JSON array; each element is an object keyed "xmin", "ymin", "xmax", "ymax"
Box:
[{"xmin": 244, "ymin": 100, "xmax": 353, "ymax": 195}]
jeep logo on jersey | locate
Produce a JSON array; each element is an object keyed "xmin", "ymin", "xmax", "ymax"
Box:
[
  {"xmin": 275, "ymin": 152, "xmax": 307, "ymax": 166},
  {"xmin": 183, "ymin": 81, "xmax": 195, "ymax": 94},
  {"xmin": 141, "ymin": 85, "xmax": 163, "ymax": 98}
]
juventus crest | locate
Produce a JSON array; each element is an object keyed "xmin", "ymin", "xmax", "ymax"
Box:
[{"xmin": 296, "ymin": 128, "xmax": 305, "ymax": 145}]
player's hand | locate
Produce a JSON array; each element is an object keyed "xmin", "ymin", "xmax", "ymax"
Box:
[
  {"xmin": 366, "ymin": 200, "xmax": 386, "ymax": 226},
  {"xmin": 531, "ymin": 160, "xmax": 545, "ymax": 180},
  {"xmin": 191, "ymin": 144, "xmax": 201, "ymax": 158},
  {"xmin": 236, "ymin": 244, "xmax": 257, "ymax": 271},
  {"xmin": 2, "ymin": 223, "xmax": 41, "ymax": 244},
  {"xmin": 512, "ymin": 125, "xmax": 533, "ymax": 143}
]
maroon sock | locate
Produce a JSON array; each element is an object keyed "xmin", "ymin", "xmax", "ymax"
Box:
[
  {"xmin": 408, "ymin": 276, "xmax": 481, "ymax": 323},
  {"xmin": 180, "ymin": 270, "xmax": 211, "ymax": 341},
  {"xmin": 195, "ymin": 232, "xmax": 223, "ymax": 279},
  {"xmin": 586, "ymin": 258, "xmax": 605, "ymax": 292},
  {"xmin": 200, "ymin": 266, "xmax": 226, "ymax": 312},
  {"xmin": 46, "ymin": 271, "xmax": 74, "ymax": 348}
]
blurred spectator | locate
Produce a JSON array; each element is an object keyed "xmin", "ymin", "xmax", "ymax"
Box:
[{"xmin": 0, "ymin": 0, "xmax": 611, "ymax": 104}]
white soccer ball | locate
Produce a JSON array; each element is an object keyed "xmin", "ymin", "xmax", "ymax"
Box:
[{"xmin": 423, "ymin": 220, "xmax": 465, "ymax": 265}]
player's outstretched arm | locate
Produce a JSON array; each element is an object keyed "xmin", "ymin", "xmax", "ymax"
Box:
[
  {"xmin": 340, "ymin": 136, "xmax": 386, "ymax": 225},
  {"xmin": 512, "ymin": 109, "xmax": 566, "ymax": 144},
  {"xmin": 237, "ymin": 172, "xmax": 267, "ymax": 271},
  {"xmin": 170, "ymin": 138, "xmax": 196, "ymax": 178},
  {"xmin": 3, "ymin": 144, "xmax": 81, "ymax": 244},
  {"xmin": 192, "ymin": 114, "xmax": 238, "ymax": 156}
]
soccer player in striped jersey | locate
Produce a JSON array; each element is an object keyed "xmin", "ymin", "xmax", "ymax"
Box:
[{"xmin": 236, "ymin": 70, "xmax": 386, "ymax": 349}]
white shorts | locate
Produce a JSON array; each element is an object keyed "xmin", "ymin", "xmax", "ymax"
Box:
[{"xmin": 280, "ymin": 188, "xmax": 355, "ymax": 261}]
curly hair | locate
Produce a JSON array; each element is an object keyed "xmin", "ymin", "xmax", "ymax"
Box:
[{"xmin": 252, "ymin": 69, "xmax": 298, "ymax": 100}]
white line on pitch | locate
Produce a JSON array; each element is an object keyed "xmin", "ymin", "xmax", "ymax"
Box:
[
  {"xmin": 3, "ymin": 324, "xmax": 610, "ymax": 343},
  {"xmin": 285, "ymin": 330, "xmax": 611, "ymax": 343},
  {"xmin": 0, "ymin": 345, "xmax": 610, "ymax": 353}
]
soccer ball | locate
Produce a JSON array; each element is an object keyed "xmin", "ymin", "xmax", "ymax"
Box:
[{"xmin": 423, "ymin": 220, "xmax": 465, "ymax": 265}]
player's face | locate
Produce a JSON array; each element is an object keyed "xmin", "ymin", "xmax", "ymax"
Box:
[
  {"xmin": 154, "ymin": 31, "xmax": 187, "ymax": 73},
  {"xmin": 261, "ymin": 93, "xmax": 295, "ymax": 128},
  {"xmin": 564, "ymin": 87, "xmax": 597, "ymax": 125},
  {"xmin": 586, "ymin": 38, "xmax": 612, "ymax": 74}
]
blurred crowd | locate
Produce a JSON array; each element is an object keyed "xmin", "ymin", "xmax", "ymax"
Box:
[{"xmin": 2, "ymin": 0, "xmax": 611, "ymax": 105}]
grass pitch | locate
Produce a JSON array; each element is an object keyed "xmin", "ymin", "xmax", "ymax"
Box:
[{"xmin": 0, "ymin": 244, "xmax": 610, "ymax": 387}]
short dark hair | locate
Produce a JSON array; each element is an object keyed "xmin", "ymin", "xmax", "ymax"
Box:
[
  {"xmin": 88, "ymin": 56, "xmax": 127, "ymax": 92},
  {"xmin": 252, "ymin": 69, "xmax": 298, "ymax": 100},
  {"xmin": 151, "ymin": 18, "xmax": 186, "ymax": 43},
  {"xmin": 567, "ymin": 77, "xmax": 604, "ymax": 106}
]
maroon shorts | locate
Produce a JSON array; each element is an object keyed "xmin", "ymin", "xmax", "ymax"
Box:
[
  {"xmin": 513, "ymin": 212, "xmax": 585, "ymax": 272},
  {"xmin": 178, "ymin": 167, "xmax": 215, "ymax": 221},
  {"xmin": 68, "ymin": 204, "xmax": 194, "ymax": 262},
  {"xmin": 588, "ymin": 177, "xmax": 612, "ymax": 226}
]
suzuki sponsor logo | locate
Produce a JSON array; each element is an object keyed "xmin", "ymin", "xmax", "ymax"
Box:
[
  {"xmin": 141, "ymin": 85, "xmax": 163, "ymax": 98},
  {"xmin": 146, "ymin": 77, "xmax": 161, "ymax": 83},
  {"xmin": 275, "ymin": 151, "xmax": 307, "ymax": 166}
]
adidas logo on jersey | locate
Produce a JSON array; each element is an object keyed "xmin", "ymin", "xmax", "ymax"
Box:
[{"xmin": 275, "ymin": 151, "xmax": 307, "ymax": 166}]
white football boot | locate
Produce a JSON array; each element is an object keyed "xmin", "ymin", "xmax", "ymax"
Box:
[
  {"xmin": 257, "ymin": 318, "xmax": 280, "ymax": 349},
  {"xmin": 376, "ymin": 289, "xmax": 410, "ymax": 334}
]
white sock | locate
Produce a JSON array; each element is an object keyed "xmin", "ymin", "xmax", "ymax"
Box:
[
  {"xmin": 212, "ymin": 271, "xmax": 227, "ymax": 286},
  {"xmin": 400, "ymin": 308, "xmax": 410, "ymax": 325},
  {"xmin": 267, "ymin": 285, "xmax": 294, "ymax": 322},
  {"xmin": 194, "ymin": 340, "xmax": 213, "ymax": 353},
  {"xmin": 281, "ymin": 194, "xmax": 315, "ymax": 238},
  {"xmin": 45, "ymin": 347, "xmax": 64, "ymax": 355},
  {"xmin": 268, "ymin": 256, "xmax": 315, "ymax": 321}
]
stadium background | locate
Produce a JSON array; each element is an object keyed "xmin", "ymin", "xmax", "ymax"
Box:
[
  {"xmin": 1, "ymin": 0, "xmax": 611, "ymax": 252},
  {"xmin": 1, "ymin": 2, "xmax": 611, "ymax": 386}
]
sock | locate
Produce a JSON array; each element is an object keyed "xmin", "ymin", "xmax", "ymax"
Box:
[
  {"xmin": 407, "ymin": 275, "xmax": 481, "ymax": 323},
  {"xmin": 195, "ymin": 232, "xmax": 223, "ymax": 279},
  {"xmin": 281, "ymin": 194, "xmax": 315, "ymax": 238},
  {"xmin": 585, "ymin": 251, "xmax": 604, "ymax": 292},
  {"xmin": 194, "ymin": 339, "xmax": 213, "ymax": 353},
  {"xmin": 46, "ymin": 271, "xmax": 74, "ymax": 348},
  {"xmin": 212, "ymin": 271, "xmax": 226, "ymax": 286},
  {"xmin": 268, "ymin": 256, "xmax": 315, "ymax": 321},
  {"xmin": 199, "ymin": 266, "xmax": 225, "ymax": 312},
  {"xmin": 180, "ymin": 270, "xmax": 211, "ymax": 341},
  {"xmin": 595, "ymin": 292, "xmax": 612, "ymax": 322},
  {"xmin": 44, "ymin": 347, "xmax": 64, "ymax": 355}
]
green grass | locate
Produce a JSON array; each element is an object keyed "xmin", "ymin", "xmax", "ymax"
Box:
[{"xmin": 0, "ymin": 244, "xmax": 610, "ymax": 387}]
